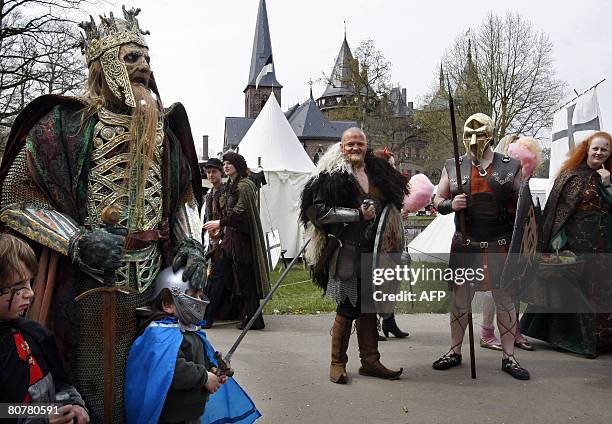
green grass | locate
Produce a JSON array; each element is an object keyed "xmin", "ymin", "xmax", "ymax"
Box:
[
  {"xmin": 263, "ymin": 261, "xmax": 453, "ymax": 315},
  {"xmin": 263, "ymin": 265, "xmax": 336, "ymax": 315}
]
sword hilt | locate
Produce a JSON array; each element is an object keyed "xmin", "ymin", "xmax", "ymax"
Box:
[
  {"xmin": 101, "ymin": 204, "xmax": 122, "ymax": 286},
  {"xmin": 214, "ymin": 351, "xmax": 234, "ymax": 378}
]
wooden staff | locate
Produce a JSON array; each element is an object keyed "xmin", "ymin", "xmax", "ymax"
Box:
[{"xmin": 447, "ymin": 79, "xmax": 476, "ymax": 379}]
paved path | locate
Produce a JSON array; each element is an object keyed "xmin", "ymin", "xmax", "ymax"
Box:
[{"xmin": 208, "ymin": 314, "xmax": 612, "ymax": 424}]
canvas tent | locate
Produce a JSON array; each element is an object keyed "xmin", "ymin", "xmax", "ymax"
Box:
[
  {"xmin": 408, "ymin": 178, "xmax": 549, "ymax": 262},
  {"xmin": 237, "ymin": 94, "xmax": 315, "ymax": 258}
]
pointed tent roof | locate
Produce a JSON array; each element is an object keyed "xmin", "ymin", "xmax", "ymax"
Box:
[
  {"xmin": 319, "ymin": 35, "xmax": 356, "ymax": 98},
  {"xmin": 287, "ymin": 97, "xmax": 345, "ymax": 140},
  {"xmin": 245, "ymin": 0, "xmax": 282, "ymax": 89},
  {"xmin": 238, "ymin": 94, "xmax": 314, "ymax": 173}
]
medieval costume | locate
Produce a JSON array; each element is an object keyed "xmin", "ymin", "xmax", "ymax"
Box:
[
  {"xmin": 521, "ymin": 160, "xmax": 612, "ymax": 357},
  {"xmin": 218, "ymin": 152, "xmax": 270, "ymax": 330},
  {"xmin": 300, "ymin": 140, "xmax": 406, "ymax": 384},
  {"xmin": 371, "ymin": 148, "xmax": 410, "ymax": 341},
  {"xmin": 200, "ymin": 158, "xmax": 236, "ymax": 327},
  {"xmin": 433, "ymin": 113, "xmax": 530, "ymax": 380},
  {"xmin": 0, "ymin": 318, "xmax": 87, "ymax": 412},
  {"xmin": 477, "ymin": 135, "xmax": 542, "ymax": 352},
  {"xmin": 125, "ymin": 267, "xmax": 260, "ymax": 424},
  {"xmin": 0, "ymin": 7, "xmax": 205, "ymax": 422}
]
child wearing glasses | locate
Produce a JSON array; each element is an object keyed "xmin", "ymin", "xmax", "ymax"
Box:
[{"xmin": 0, "ymin": 233, "xmax": 89, "ymax": 423}]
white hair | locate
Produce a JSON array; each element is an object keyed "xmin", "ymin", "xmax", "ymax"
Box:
[{"xmin": 310, "ymin": 142, "xmax": 352, "ymax": 177}]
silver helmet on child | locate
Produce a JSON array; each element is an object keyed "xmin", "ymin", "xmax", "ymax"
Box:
[{"xmin": 152, "ymin": 266, "xmax": 209, "ymax": 328}]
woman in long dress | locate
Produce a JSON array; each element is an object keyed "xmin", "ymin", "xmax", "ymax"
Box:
[{"xmin": 521, "ymin": 131, "xmax": 612, "ymax": 357}]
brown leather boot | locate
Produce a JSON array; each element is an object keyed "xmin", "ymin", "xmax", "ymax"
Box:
[
  {"xmin": 356, "ymin": 313, "xmax": 403, "ymax": 380},
  {"xmin": 330, "ymin": 314, "xmax": 352, "ymax": 384}
]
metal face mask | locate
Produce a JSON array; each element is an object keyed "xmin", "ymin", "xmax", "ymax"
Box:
[
  {"xmin": 79, "ymin": 6, "xmax": 150, "ymax": 108},
  {"xmin": 463, "ymin": 113, "xmax": 494, "ymax": 163},
  {"xmin": 152, "ymin": 267, "xmax": 210, "ymax": 331}
]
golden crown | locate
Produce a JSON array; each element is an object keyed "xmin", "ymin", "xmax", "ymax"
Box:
[{"xmin": 79, "ymin": 5, "xmax": 149, "ymax": 64}]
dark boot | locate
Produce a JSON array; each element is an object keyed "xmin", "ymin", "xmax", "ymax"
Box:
[
  {"xmin": 356, "ymin": 314, "xmax": 403, "ymax": 380},
  {"xmin": 330, "ymin": 314, "xmax": 352, "ymax": 384},
  {"xmin": 236, "ymin": 313, "xmax": 265, "ymax": 330},
  {"xmin": 382, "ymin": 314, "xmax": 409, "ymax": 338}
]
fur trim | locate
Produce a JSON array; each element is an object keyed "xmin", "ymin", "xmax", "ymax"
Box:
[
  {"xmin": 304, "ymin": 222, "xmax": 326, "ymax": 267},
  {"xmin": 310, "ymin": 142, "xmax": 352, "ymax": 178},
  {"xmin": 299, "ymin": 143, "xmax": 408, "ymax": 274}
]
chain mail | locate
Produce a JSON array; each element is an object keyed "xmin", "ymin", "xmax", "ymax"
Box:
[
  {"xmin": 326, "ymin": 276, "xmax": 359, "ymax": 307},
  {"xmin": 0, "ymin": 148, "xmax": 54, "ymax": 209},
  {"xmin": 77, "ymin": 278, "xmax": 152, "ymax": 423}
]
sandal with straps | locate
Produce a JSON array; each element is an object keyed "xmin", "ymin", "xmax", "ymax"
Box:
[
  {"xmin": 432, "ymin": 352, "xmax": 462, "ymax": 370},
  {"xmin": 502, "ymin": 357, "xmax": 530, "ymax": 380}
]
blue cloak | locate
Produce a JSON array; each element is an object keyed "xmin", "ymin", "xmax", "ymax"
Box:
[{"xmin": 125, "ymin": 318, "xmax": 260, "ymax": 424}]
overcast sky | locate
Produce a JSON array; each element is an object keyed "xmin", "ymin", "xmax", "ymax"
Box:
[{"xmin": 91, "ymin": 0, "xmax": 612, "ymax": 158}]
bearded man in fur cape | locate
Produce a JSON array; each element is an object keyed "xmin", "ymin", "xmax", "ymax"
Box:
[{"xmin": 300, "ymin": 128, "xmax": 407, "ymax": 384}]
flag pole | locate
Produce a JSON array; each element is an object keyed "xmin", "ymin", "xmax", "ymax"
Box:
[{"xmin": 555, "ymin": 78, "xmax": 606, "ymax": 112}]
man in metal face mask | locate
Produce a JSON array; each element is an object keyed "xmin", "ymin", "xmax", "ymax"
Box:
[
  {"xmin": 150, "ymin": 267, "xmax": 210, "ymax": 332},
  {"xmin": 463, "ymin": 113, "xmax": 495, "ymax": 176},
  {"xmin": 433, "ymin": 113, "xmax": 530, "ymax": 380}
]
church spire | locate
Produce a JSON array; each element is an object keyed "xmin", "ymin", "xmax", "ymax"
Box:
[
  {"xmin": 246, "ymin": 0, "xmax": 281, "ymax": 88},
  {"xmin": 439, "ymin": 63, "xmax": 444, "ymax": 89},
  {"xmin": 319, "ymin": 31, "xmax": 355, "ymax": 98}
]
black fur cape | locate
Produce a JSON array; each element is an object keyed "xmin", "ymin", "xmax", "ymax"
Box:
[{"xmin": 300, "ymin": 150, "xmax": 407, "ymax": 227}]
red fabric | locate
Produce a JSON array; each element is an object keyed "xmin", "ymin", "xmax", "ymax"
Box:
[{"xmin": 13, "ymin": 332, "xmax": 44, "ymax": 402}]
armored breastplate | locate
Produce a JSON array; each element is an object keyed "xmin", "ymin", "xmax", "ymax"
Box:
[{"xmin": 84, "ymin": 107, "xmax": 164, "ymax": 292}]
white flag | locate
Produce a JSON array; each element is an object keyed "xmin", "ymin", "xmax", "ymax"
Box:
[
  {"xmin": 265, "ymin": 229, "xmax": 282, "ymax": 271},
  {"xmin": 255, "ymin": 55, "xmax": 274, "ymax": 89},
  {"xmin": 549, "ymin": 88, "xmax": 602, "ymax": 182}
]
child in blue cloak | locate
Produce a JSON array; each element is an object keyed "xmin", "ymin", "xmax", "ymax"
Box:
[{"xmin": 125, "ymin": 266, "xmax": 260, "ymax": 424}]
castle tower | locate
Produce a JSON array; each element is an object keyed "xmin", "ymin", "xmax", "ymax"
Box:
[
  {"xmin": 316, "ymin": 33, "xmax": 357, "ymax": 116},
  {"xmin": 244, "ymin": 0, "xmax": 282, "ymax": 118}
]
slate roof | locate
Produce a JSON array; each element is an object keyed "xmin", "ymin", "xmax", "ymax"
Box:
[
  {"xmin": 245, "ymin": 0, "xmax": 282, "ymax": 89},
  {"xmin": 287, "ymin": 97, "xmax": 357, "ymax": 140},
  {"xmin": 224, "ymin": 117, "xmax": 255, "ymax": 149},
  {"xmin": 319, "ymin": 36, "xmax": 354, "ymax": 98}
]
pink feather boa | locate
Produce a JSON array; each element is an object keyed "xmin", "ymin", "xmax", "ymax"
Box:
[{"xmin": 403, "ymin": 174, "xmax": 434, "ymax": 212}]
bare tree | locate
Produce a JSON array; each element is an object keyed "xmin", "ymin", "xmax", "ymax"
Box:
[
  {"xmin": 443, "ymin": 12, "xmax": 566, "ymax": 141},
  {"xmin": 0, "ymin": 0, "xmax": 87, "ymax": 139},
  {"xmin": 415, "ymin": 11, "xmax": 566, "ymax": 180}
]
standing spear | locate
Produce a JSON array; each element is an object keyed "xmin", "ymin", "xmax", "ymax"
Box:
[{"xmin": 447, "ymin": 79, "xmax": 477, "ymax": 379}]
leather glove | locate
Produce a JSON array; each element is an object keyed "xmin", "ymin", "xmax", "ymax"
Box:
[
  {"xmin": 69, "ymin": 227, "xmax": 127, "ymax": 278},
  {"xmin": 172, "ymin": 238, "xmax": 207, "ymax": 291}
]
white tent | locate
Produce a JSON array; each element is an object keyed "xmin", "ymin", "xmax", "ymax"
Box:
[
  {"xmin": 408, "ymin": 178, "xmax": 549, "ymax": 262},
  {"xmin": 237, "ymin": 94, "xmax": 315, "ymax": 258}
]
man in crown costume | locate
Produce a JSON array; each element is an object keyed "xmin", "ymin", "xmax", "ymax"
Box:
[
  {"xmin": 0, "ymin": 6, "xmax": 206, "ymax": 422},
  {"xmin": 432, "ymin": 113, "xmax": 531, "ymax": 380}
]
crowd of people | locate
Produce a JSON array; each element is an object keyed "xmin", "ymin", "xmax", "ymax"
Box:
[{"xmin": 0, "ymin": 4, "xmax": 611, "ymax": 423}]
